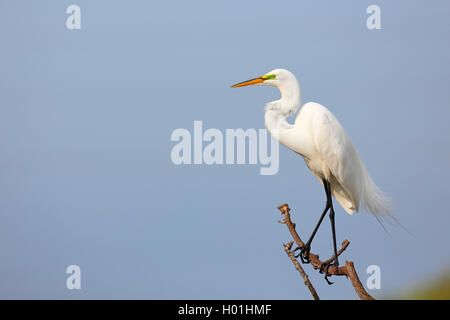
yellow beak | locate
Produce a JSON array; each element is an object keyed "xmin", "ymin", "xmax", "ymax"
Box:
[{"xmin": 230, "ymin": 77, "xmax": 264, "ymax": 88}]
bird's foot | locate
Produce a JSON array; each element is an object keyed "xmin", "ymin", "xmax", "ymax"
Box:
[
  {"xmin": 294, "ymin": 244, "xmax": 311, "ymax": 264},
  {"xmin": 319, "ymin": 258, "xmax": 339, "ymax": 285}
]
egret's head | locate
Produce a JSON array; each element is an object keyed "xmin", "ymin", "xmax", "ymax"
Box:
[{"xmin": 231, "ymin": 68, "xmax": 297, "ymax": 89}]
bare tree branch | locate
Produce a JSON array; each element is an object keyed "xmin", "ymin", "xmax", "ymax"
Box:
[
  {"xmin": 283, "ymin": 241, "xmax": 320, "ymax": 300},
  {"xmin": 277, "ymin": 203, "xmax": 375, "ymax": 300}
]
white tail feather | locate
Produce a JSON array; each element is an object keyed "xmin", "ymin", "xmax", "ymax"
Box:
[{"xmin": 361, "ymin": 167, "xmax": 409, "ymax": 234}]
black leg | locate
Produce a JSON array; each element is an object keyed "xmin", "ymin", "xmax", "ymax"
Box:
[
  {"xmin": 319, "ymin": 181, "xmax": 340, "ymax": 285},
  {"xmin": 329, "ymin": 204, "xmax": 339, "ymax": 267},
  {"xmin": 294, "ymin": 179, "xmax": 331, "ymax": 263}
]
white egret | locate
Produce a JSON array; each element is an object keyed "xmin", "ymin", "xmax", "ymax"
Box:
[{"xmin": 231, "ymin": 68, "xmax": 396, "ymax": 284}]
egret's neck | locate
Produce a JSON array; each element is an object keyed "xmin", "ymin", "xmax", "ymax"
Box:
[{"xmin": 264, "ymin": 81, "xmax": 301, "ymax": 133}]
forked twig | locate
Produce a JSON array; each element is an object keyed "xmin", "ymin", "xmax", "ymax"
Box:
[{"xmin": 277, "ymin": 203, "xmax": 375, "ymax": 300}]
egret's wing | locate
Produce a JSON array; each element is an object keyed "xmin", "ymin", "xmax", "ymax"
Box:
[
  {"xmin": 308, "ymin": 103, "xmax": 400, "ymax": 233},
  {"xmin": 310, "ymin": 103, "xmax": 363, "ymax": 213}
]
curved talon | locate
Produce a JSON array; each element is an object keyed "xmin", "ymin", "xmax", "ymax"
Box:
[
  {"xmin": 324, "ymin": 264, "xmax": 334, "ymax": 285},
  {"xmin": 324, "ymin": 274, "xmax": 334, "ymax": 285},
  {"xmin": 294, "ymin": 245, "xmax": 311, "ymax": 264},
  {"xmin": 320, "ymin": 260, "xmax": 339, "ymax": 285}
]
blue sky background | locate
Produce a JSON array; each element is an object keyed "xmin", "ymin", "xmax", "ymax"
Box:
[{"xmin": 0, "ymin": 0, "xmax": 449, "ymax": 299}]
